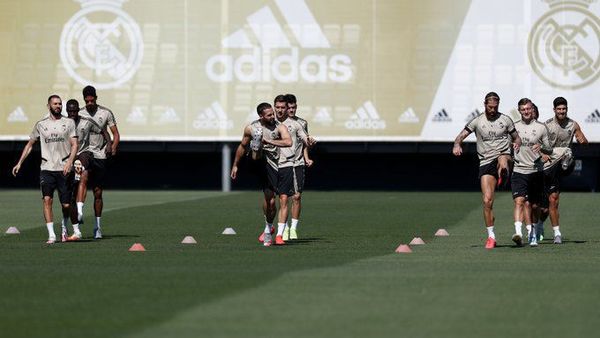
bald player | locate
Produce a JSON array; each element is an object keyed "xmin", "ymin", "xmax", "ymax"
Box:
[
  {"xmin": 12, "ymin": 95, "xmax": 78, "ymax": 244},
  {"xmin": 453, "ymin": 92, "xmax": 521, "ymax": 249}
]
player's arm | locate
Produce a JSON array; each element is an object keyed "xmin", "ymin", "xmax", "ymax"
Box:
[
  {"xmin": 297, "ymin": 125, "xmax": 316, "ymax": 148},
  {"xmin": 12, "ymin": 138, "xmax": 36, "ymax": 177},
  {"xmin": 303, "ymin": 147, "xmax": 313, "ymax": 167},
  {"xmin": 231, "ymin": 126, "xmax": 252, "ymax": 180},
  {"xmin": 510, "ymin": 129, "xmax": 521, "ymax": 152},
  {"xmin": 452, "ymin": 128, "xmax": 471, "ymax": 156},
  {"xmin": 264, "ymin": 124, "xmax": 292, "ymax": 147},
  {"xmin": 574, "ymin": 122, "xmax": 588, "ymax": 144},
  {"xmin": 109, "ymin": 125, "xmax": 120, "ymax": 156},
  {"xmin": 64, "ymin": 136, "xmax": 78, "ymax": 176}
]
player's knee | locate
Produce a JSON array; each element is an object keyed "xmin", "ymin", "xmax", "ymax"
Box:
[
  {"xmin": 292, "ymin": 193, "xmax": 301, "ymax": 202},
  {"xmin": 43, "ymin": 196, "xmax": 53, "ymax": 204},
  {"xmin": 482, "ymin": 195, "xmax": 494, "ymax": 209},
  {"xmin": 62, "ymin": 203, "xmax": 70, "ymax": 209}
]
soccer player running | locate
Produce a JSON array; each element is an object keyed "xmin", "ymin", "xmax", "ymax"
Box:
[
  {"xmin": 79, "ymin": 86, "xmax": 119, "ymax": 239},
  {"xmin": 64, "ymin": 99, "xmax": 108, "ymax": 241},
  {"xmin": 540, "ymin": 97, "xmax": 588, "ymax": 244},
  {"xmin": 12, "ymin": 95, "xmax": 78, "ymax": 244},
  {"xmin": 452, "ymin": 92, "xmax": 521, "ymax": 249},
  {"xmin": 273, "ymin": 95, "xmax": 315, "ymax": 244},
  {"xmin": 283, "ymin": 94, "xmax": 314, "ymax": 241},
  {"xmin": 510, "ymin": 98, "xmax": 552, "ymax": 247},
  {"xmin": 230, "ymin": 102, "xmax": 292, "ymax": 246}
]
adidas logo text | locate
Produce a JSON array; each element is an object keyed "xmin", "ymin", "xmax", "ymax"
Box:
[
  {"xmin": 398, "ymin": 107, "xmax": 419, "ymax": 123},
  {"xmin": 585, "ymin": 109, "xmax": 600, "ymax": 123},
  {"xmin": 193, "ymin": 102, "xmax": 233, "ymax": 129},
  {"xmin": 206, "ymin": 0, "xmax": 353, "ymax": 83},
  {"xmin": 8, "ymin": 106, "xmax": 28, "ymax": 122},
  {"xmin": 432, "ymin": 109, "xmax": 451, "ymax": 122},
  {"xmin": 345, "ymin": 101, "xmax": 386, "ymax": 130}
]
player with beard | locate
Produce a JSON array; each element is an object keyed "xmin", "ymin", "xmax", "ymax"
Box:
[
  {"xmin": 79, "ymin": 86, "xmax": 119, "ymax": 239},
  {"xmin": 230, "ymin": 102, "xmax": 292, "ymax": 246},
  {"xmin": 12, "ymin": 95, "xmax": 78, "ymax": 244},
  {"xmin": 540, "ymin": 97, "xmax": 588, "ymax": 244},
  {"xmin": 452, "ymin": 92, "xmax": 521, "ymax": 249}
]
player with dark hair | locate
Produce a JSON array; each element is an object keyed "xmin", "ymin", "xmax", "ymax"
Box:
[
  {"xmin": 510, "ymin": 98, "xmax": 551, "ymax": 247},
  {"xmin": 64, "ymin": 99, "xmax": 109, "ymax": 241},
  {"xmin": 282, "ymin": 93, "xmax": 314, "ymax": 241},
  {"xmin": 230, "ymin": 102, "xmax": 291, "ymax": 246},
  {"xmin": 452, "ymin": 92, "xmax": 521, "ymax": 249},
  {"xmin": 540, "ymin": 97, "xmax": 588, "ymax": 244},
  {"xmin": 12, "ymin": 95, "xmax": 78, "ymax": 244},
  {"xmin": 273, "ymin": 95, "xmax": 315, "ymax": 244},
  {"xmin": 79, "ymin": 85, "xmax": 119, "ymax": 239}
]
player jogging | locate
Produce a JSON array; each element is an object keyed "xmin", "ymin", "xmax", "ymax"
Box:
[
  {"xmin": 540, "ymin": 97, "xmax": 588, "ymax": 244},
  {"xmin": 452, "ymin": 92, "xmax": 521, "ymax": 249},
  {"xmin": 230, "ymin": 102, "xmax": 292, "ymax": 246},
  {"xmin": 12, "ymin": 95, "xmax": 78, "ymax": 244},
  {"xmin": 510, "ymin": 98, "xmax": 552, "ymax": 247}
]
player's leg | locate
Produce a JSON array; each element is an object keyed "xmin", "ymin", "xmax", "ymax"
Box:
[
  {"xmin": 57, "ymin": 173, "xmax": 72, "ymax": 242},
  {"xmin": 511, "ymin": 172, "xmax": 526, "ymax": 246},
  {"xmin": 75, "ymin": 152, "xmax": 92, "ymax": 224},
  {"xmin": 40, "ymin": 171, "xmax": 56, "ymax": 243},
  {"xmin": 289, "ymin": 165, "xmax": 305, "ymax": 240},
  {"xmin": 261, "ymin": 189, "xmax": 276, "ymax": 246},
  {"xmin": 548, "ymin": 191, "xmax": 562, "ymax": 243},
  {"xmin": 93, "ymin": 186, "xmax": 103, "ymax": 238},
  {"xmin": 276, "ymin": 167, "xmax": 294, "ymax": 244},
  {"xmin": 481, "ymin": 174, "xmax": 497, "ymax": 249},
  {"xmin": 277, "ymin": 193, "xmax": 289, "ymax": 245}
]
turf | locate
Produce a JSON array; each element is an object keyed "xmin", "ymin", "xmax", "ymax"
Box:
[{"xmin": 0, "ymin": 190, "xmax": 599, "ymax": 338}]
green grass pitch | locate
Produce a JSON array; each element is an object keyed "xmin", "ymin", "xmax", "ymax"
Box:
[{"xmin": 1, "ymin": 190, "xmax": 599, "ymax": 338}]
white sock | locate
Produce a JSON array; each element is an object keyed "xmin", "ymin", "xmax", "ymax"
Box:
[
  {"xmin": 77, "ymin": 202, "xmax": 84, "ymax": 219},
  {"xmin": 72, "ymin": 223, "xmax": 80, "ymax": 234},
  {"xmin": 277, "ymin": 223, "xmax": 286, "ymax": 236},
  {"xmin": 62, "ymin": 217, "xmax": 69, "ymax": 228},
  {"xmin": 486, "ymin": 226, "xmax": 495, "ymax": 239},
  {"xmin": 553, "ymin": 226, "xmax": 561, "ymax": 236},
  {"xmin": 95, "ymin": 217, "xmax": 101, "ymax": 229},
  {"xmin": 264, "ymin": 224, "xmax": 271, "ymax": 233},
  {"xmin": 525, "ymin": 224, "xmax": 532, "ymax": 234},
  {"xmin": 46, "ymin": 222, "xmax": 56, "ymax": 238},
  {"xmin": 514, "ymin": 221, "xmax": 523, "ymax": 236},
  {"xmin": 291, "ymin": 218, "xmax": 299, "ymax": 230},
  {"xmin": 531, "ymin": 227, "xmax": 537, "ymax": 240},
  {"xmin": 526, "ymin": 224, "xmax": 532, "ymax": 236}
]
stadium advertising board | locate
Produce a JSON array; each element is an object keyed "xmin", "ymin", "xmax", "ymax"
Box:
[{"xmin": 1, "ymin": 0, "xmax": 599, "ymax": 141}]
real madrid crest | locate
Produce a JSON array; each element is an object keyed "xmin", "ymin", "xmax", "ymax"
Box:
[
  {"xmin": 59, "ymin": 0, "xmax": 144, "ymax": 89},
  {"xmin": 528, "ymin": 0, "xmax": 600, "ymax": 89}
]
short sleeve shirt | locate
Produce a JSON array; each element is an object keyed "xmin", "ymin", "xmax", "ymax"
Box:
[
  {"xmin": 86, "ymin": 105, "xmax": 116, "ymax": 159},
  {"xmin": 30, "ymin": 116, "xmax": 77, "ymax": 171},
  {"xmin": 465, "ymin": 113, "xmax": 515, "ymax": 166}
]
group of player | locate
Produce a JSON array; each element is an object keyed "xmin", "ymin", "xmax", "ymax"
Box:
[
  {"xmin": 453, "ymin": 92, "xmax": 588, "ymax": 249},
  {"xmin": 12, "ymin": 86, "xmax": 119, "ymax": 244},
  {"xmin": 230, "ymin": 94, "xmax": 316, "ymax": 246}
]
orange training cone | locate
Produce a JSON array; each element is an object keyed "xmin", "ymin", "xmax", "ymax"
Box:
[
  {"xmin": 128, "ymin": 243, "xmax": 146, "ymax": 252},
  {"xmin": 181, "ymin": 236, "xmax": 197, "ymax": 244},
  {"xmin": 409, "ymin": 237, "xmax": 425, "ymax": 245},
  {"xmin": 435, "ymin": 229, "xmax": 450, "ymax": 237},
  {"xmin": 395, "ymin": 244, "xmax": 412, "ymax": 253}
]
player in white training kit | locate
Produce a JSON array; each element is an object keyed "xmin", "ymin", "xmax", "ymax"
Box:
[
  {"xmin": 282, "ymin": 94, "xmax": 314, "ymax": 241},
  {"xmin": 272, "ymin": 95, "xmax": 315, "ymax": 245},
  {"xmin": 453, "ymin": 92, "xmax": 521, "ymax": 249},
  {"xmin": 539, "ymin": 97, "xmax": 588, "ymax": 244},
  {"xmin": 510, "ymin": 98, "xmax": 552, "ymax": 247},
  {"xmin": 12, "ymin": 95, "xmax": 78, "ymax": 243},
  {"xmin": 230, "ymin": 102, "xmax": 292, "ymax": 246}
]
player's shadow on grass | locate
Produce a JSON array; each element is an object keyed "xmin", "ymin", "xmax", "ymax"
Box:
[
  {"xmin": 94, "ymin": 234, "xmax": 141, "ymax": 240},
  {"xmin": 283, "ymin": 237, "xmax": 323, "ymax": 245}
]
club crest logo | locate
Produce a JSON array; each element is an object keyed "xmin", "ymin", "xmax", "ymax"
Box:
[
  {"xmin": 528, "ymin": 0, "xmax": 600, "ymax": 89},
  {"xmin": 59, "ymin": 0, "xmax": 144, "ymax": 89}
]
